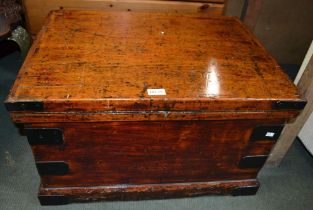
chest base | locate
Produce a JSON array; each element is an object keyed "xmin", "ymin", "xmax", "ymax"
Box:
[{"xmin": 38, "ymin": 179, "xmax": 259, "ymax": 205}]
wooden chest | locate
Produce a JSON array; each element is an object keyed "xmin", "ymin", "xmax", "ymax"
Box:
[{"xmin": 5, "ymin": 10, "xmax": 305, "ymax": 205}]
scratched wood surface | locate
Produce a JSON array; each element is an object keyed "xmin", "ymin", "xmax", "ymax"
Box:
[
  {"xmin": 6, "ymin": 10, "xmax": 302, "ymax": 113},
  {"xmin": 38, "ymin": 179, "xmax": 260, "ymax": 202},
  {"xmin": 4, "ymin": 10, "xmax": 305, "ymax": 204},
  {"xmin": 29, "ymin": 119, "xmax": 281, "ymax": 188}
]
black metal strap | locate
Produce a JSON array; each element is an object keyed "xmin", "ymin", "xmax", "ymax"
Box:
[
  {"xmin": 274, "ymin": 100, "xmax": 306, "ymax": 110},
  {"xmin": 232, "ymin": 185, "xmax": 259, "ymax": 196},
  {"xmin": 5, "ymin": 101, "xmax": 44, "ymax": 111},
  {"xmin": 239, "ymin": 155, "xmax": 268, "ymax": 168},
  {"xmin": 25, "ymin": 128, "xmax": 63, "ymax": 145},
  {"xmin": 250, "ymin": 125, "xmax": 284, "ymax": 141},
  {"xmin": 36, "ymin": 161, "xmax": 69, "ymax": 175},
  {"xmin": 38, "ymin": 195, "xmax": 70, "ymax": 205}
]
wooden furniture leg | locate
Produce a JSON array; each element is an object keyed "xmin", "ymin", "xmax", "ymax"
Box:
[{"xmin": 267, "ymin": 43, "xmax": 313, "ymax": 167}]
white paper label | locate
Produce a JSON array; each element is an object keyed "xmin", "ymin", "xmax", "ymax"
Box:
[
  {"xmin": 147, "ymin": 89, "xmax": 166, "ymax": 96},
  {"xmin": 265, "ymin": 132, "xmax": 275, "ymax": 137}
]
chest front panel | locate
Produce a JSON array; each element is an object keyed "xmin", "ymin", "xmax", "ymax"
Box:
[{"xmin": 25, "ymin": 119, "xmax": 281, "ymax": 188}]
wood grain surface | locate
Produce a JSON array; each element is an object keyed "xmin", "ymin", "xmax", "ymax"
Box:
[
  {"xmin": 4, "ymin": 10, "xmax": 305, "ymax": 204},
  {"xmin": 23, "ymin": 0, "xmax": 225, "ymax": 35},
  {"xmin": 27, "ymin": 120, "xmax": 281, "ymax": 188},
  {"xmin": 6, "ymin": 10, "xmax": 302, "ymax": 113},
  {"xmin": 38, "ymin": 179, "xmax": 259, "ymax": 203},
  {"xmin": 10, "ymin": 110, "xmax": 300, "ymax": 123}
]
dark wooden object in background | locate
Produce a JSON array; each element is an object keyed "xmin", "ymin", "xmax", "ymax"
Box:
[
  {"xmin": 5, "ymin": 10, "xmax": 304, "ymax": 205},
  {"xmin": 22, "ymin": 0, "xmax": 226, "ymax": 36}
]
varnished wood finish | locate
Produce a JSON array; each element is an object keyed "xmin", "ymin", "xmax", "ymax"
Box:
[
  {"xmin": 5, "ymin": 10, "xmax": 302, "ymax": 114},
  {"xmin": 38, "ymin": 179, "xmax": 259, "ymax": 204},
  {"xmin": 9, "ymin": 110, "xmax": 300, "ymax": 123},
  {"xmin": 5, "ymin": 10, "xmax": 304, "ymax": 204},
  {"xmin": 27, "ymin": 120, "xmax": 281, "ymax": 188}
]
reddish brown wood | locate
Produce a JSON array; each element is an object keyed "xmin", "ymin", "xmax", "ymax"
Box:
[
  {"xmin": 27, "ymin": 120, "xmax": 281, "ymax": 188},
  {"xmin": 38, "ymin": 179, "xmax": 259, "ymax": 204},
  {"xmin": 10, "ymin": 110, "xmax": 300, "ymax": 123},
  {"xmin": 243, "ymin": 140, "xmax": 275, "ymax": 156},
  {"xmin": 5, "ymin": 10, "xmax": 304, "ymax": 205},
  {"xmin": 5, "ymin": 10, "xmax": 302, "ymax": 113}
]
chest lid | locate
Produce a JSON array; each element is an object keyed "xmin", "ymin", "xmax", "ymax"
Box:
[{"xmin": 5, "ymin": 10, "xmax": 305, "ymax": 113}]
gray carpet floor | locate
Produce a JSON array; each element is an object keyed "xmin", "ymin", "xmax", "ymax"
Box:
[{"xmin": 1, "ymin": 52, "xmax": 313, "ymax": 210}]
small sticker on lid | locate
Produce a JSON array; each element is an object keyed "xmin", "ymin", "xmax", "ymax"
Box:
[
  {"xmin": 265, "ymin": 132, "xmax": 275, "ymax": 137},
  {"xmin": 147, "ymin": 89, "xmax": 166, "ymax": 96}
]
